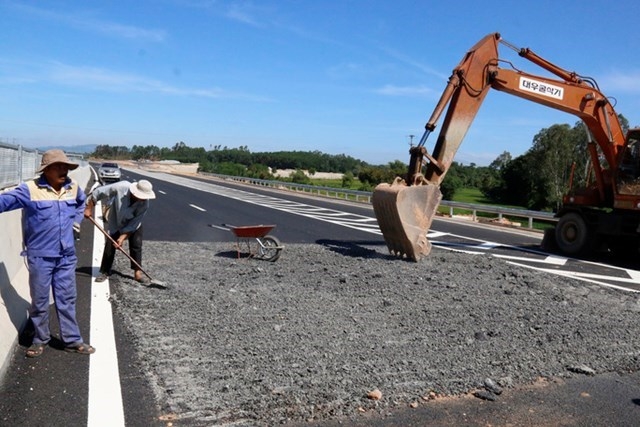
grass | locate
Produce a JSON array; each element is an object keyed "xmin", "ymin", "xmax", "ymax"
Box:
[
  {"xmin": 308, "ymin": 177, "xmax": 365, "ymax": 191},
  {"xmin": 451, "ymin": 187, "xmax": 492, "ymax": 204},
  {"xmin": 444, "ymin": 187, "xmax": 554, "ymax": 231}
]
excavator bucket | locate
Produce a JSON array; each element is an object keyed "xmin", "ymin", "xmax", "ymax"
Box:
[{"xmin": 372, "ymin": 179, "xmax": 442, "ymax": 261}]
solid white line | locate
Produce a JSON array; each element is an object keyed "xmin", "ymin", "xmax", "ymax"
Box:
[
  {"xmin": 493, "ymin": 253, "xmax": 568, "ymax": 266},
  {"xmin": 189, "ymin": 204, "xmax": 206, "ymax": 211},
  {"xmin": 628, "ymin": 269, "xmax": 640, "ymax": 281},
  {"xmin": 88, "ymin": 205, "xmax": 125, "ymax": 427},
  {"xmin": 506, "ymin": 260, "xmax": 640, "ymax": 292}
]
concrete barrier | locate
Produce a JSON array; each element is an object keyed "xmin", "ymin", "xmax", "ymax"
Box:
[{"xmin": 0, "ymin": 165, "xmax": 93, "ymax": 380}]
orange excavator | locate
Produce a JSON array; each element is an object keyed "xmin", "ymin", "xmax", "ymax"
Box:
[{"xmin": 373, "ymin": 33, "xmax": 640, "ymax": 261}]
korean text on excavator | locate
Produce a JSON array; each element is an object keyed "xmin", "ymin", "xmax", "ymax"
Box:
[{"xmin": 373, "ymin": 32, "xmax": 640, "ymax": 262}]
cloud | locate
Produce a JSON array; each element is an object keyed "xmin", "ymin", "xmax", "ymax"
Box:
[
  {"xmin": 374, "ymin": 84, "xmax": 434, "ymax": 98},
  {"xmin": 225, "ymin": 2, "xmax": 266, "ymax": 27},
  {"xmin": 600, "ymin": 70, "xmax": 640, "ymax": 93},
  {"xmin": 83, "ymin": 20, "xmax": 166, "ymax": 42},
  {"xmin": 0, "ymin": 58, "xmax": 268, "ymax": 101},
  {"xmin": 49, "ymin": 62, "xmax": 270, "ymax": 100},
  {"xmin": 7, "ymin": 2, "xmax": 166, "ymax": 42},
  {"xmin": 377, "ymin": 45, "xmax": 449, "ymax": 81}
]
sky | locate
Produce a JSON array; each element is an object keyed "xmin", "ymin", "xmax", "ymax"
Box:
[{"xmin": 2, "ymin": 0, "xmax": 640, "ymax": 166}]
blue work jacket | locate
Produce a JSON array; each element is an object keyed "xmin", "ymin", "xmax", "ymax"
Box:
[{"xmin": 0, "ymin": 175, "xmax": 86, "ymax": 257}]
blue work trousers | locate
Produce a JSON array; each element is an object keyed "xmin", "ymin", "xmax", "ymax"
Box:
[
  {"xmin": 27, "ymin": 254, "xmax": 83, "ymax": 346},
  {"xmin": 100, "ymin": 226, "xmax": 143, "ymax": 274}
]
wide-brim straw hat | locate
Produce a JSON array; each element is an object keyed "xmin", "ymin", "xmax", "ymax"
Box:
[
  {"xmin": 129, "ymin": 179, "xmax": 156, "ymax": 200},
  {"xmin": 37, "ymin": 149, "xmax": 79, "ymax": 173}
]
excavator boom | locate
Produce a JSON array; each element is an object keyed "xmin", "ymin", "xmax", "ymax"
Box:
[
  {"xmin": 373, "ymin": 32, "xmax": 630, "ymax": 261},
  {"xmin": 373, "ymin": 33, "xmax": 501, "ymax": 261}
]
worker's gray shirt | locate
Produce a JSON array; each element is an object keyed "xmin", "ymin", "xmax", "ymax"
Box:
[{"xmin": 90, "ymin": 181, "xmax": 149, "ymax": 234}]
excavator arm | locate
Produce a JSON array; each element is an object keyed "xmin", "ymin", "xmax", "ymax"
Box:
[{"xmin": 372, "ymin": 32, "xmax": 627, "ymax": 261}]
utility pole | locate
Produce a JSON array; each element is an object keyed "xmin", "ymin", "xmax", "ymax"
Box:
[{"xmin": 407, "ymin": 134, "xmax": 415, "ymax": 147}]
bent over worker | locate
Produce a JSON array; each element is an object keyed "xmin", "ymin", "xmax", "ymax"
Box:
[
  {"xmin": 84, "ymin": 179, "xmax": 156, "ymax": 283},
  {"xmin": 0, "ymin": 149, "xmax": 95, "ymax": 358}
]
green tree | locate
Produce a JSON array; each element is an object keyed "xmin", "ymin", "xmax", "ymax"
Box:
[
  {"xmin": 246, "ymin": 163, "xmax": 273, "ymax": 180},
  {"xmin": 213, "ymin": 162, "xmax": 246, "ymax": 176},
  {"xmin": 289, "ymin": 169, "xmax": 311, "ymax": 184},
  {"xmin": 529, "ymin": 124, "xmax": 575, "ymax": 210},
  {"xmin": 489, "ymin": 151, "xmax": 512, "ymax": 171},
  {"xmin": 440, "ymin": 162, "xmax": 463, "ymax": 200},
  {"xmin": 341, "ymin": 171, "xmax": 354, "ymax": 188}
]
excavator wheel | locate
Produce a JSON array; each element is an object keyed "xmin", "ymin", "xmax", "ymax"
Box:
[
  {"xmin": 372, "ymin": 178, "xmax": 442, "ymax": 262},
  {"xmin": 555, "ymin": 212, "xmax": 590, "ymax": 255}
]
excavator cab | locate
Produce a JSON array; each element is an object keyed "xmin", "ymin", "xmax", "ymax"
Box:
[{"xmin": 616, "ymin": 131, "xmax": 640, "ymax": 195}]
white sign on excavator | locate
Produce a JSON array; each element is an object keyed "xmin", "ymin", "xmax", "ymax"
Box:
[{"xmin": 519, "ymin": 76, "xmax": 564, "ymax": 100}]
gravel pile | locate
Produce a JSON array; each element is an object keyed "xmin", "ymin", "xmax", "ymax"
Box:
[{"xmin": 110, "ymin": 240, "xmax": 640, "ymax": 426}]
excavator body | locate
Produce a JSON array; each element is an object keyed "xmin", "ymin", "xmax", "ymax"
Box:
[{"xmin": 373, "ymin": 32, "xmax": 640, "ymax": 261}]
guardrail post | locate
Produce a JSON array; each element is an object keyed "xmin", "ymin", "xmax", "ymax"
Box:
[{"xmin": 18, "ymin": 145, "xmax": 24, "ymax": 183}]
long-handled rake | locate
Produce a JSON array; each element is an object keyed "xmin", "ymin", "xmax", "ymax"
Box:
[{"xmin": 87, "ymin": 216, "xmax": 167, "ymax": 289}]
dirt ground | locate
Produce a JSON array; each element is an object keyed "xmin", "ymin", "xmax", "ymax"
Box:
[{"xmin": 109, "ymin": 241, "xmax": 640, "ymax": 426}]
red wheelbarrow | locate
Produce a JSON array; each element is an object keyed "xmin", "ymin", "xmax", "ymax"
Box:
[{"xmin": 224, "ymin": 224, "xmax": 284, "ymax": 262}]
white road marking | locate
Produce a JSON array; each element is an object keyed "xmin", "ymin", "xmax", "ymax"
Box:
[
  {"xmin": 543, "ymin": 255, "xmax": 569, "ymax": 265},
  {"xmin": 88, "ymin": 204, "xmax": 125, "ymax": 426},
  {"xmin": 127, "ymin": 170, "xmax": 640, "ymax": 291},
  {"xmin": 208, "ymin": 224, "xmax": 229, "ymax": 231},
  {"xmin": 427, "ymin": 231, "xmax": 448, "ymax": 238},
  {"xmin": 478, "ymin": 241, "xmax": 500, "ymax": 249},
  {"xmin": 493, "ymin": 253, "xmax": 568, "ymax": 265},
  {"xmin": 189, "ymin": 204, "xmax": 206, "ymax": 211},
  {"xmin": 506, "ymin": 261, "xmax": 640, "ymax": 293}
]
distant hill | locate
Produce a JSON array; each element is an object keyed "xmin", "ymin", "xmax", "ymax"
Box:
[{"xmin": 37, "ymin": 144, "xmax": 97, "ymax": 154}]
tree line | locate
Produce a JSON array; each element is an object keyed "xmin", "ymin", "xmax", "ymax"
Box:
[{"xmin": 92, "ymin": 114, "xmax": 631, "ymax": 212}]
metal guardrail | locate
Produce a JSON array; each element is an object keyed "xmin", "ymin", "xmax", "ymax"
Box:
[
  {"xmin": 202, "ymin": 172, "xmax": 375, "ymax": 202},
  {"xmin": 201, "ymin": 172, "xmax": 557, "ymax": 230},
  {"xmin": 0, "ymin": 142, "xmax": 87, "ymax": 190},
  {"xmin": 439, "ymin": 200, "xmax": 556, "ymax": 229}
]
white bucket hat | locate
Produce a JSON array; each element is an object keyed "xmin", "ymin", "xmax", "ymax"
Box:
[
  {"xmin": 37, "ymin": 149, "xmax": 79, "ymax": 173},
  {"xmin": 129, "ymin": 180, "xmax": 156, "ymax": 200}
]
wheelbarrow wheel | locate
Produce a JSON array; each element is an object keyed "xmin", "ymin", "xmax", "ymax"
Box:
[{"xmin": 259, "ymin": 235, "xmax": 282, "ymax": 262}]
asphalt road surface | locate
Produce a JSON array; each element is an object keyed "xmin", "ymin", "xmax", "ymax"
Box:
[{"xmin": 1, "ymin": 170, "xmax": 639, "ymax": 426}]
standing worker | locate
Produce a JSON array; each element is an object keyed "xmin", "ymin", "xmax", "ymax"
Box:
[
  {"xmin": 84, "ymin": 179, "xmax": 155, "ymax": 283},
  {"xmin": 0, "ymin": 149, "xmax": 95, "ymax": 357}
]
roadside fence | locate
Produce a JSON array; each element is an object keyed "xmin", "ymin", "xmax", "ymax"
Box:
[{"xmin": 0, "ymin": 142, "xmax": 87, "ymax": 190}]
